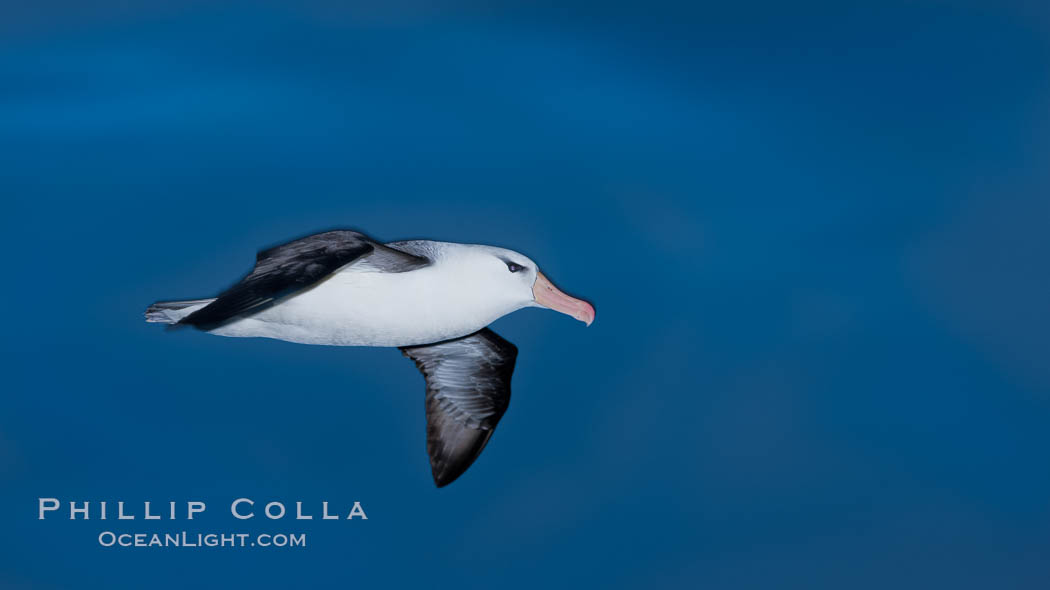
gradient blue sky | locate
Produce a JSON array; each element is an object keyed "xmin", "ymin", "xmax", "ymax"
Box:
[{"xmin": 2, "ymin": 2, "xmax": 1050, "ymax": 588}]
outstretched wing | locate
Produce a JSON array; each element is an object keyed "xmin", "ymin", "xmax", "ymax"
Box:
[
  {"xmin": 401, "ymin": 329, "xmax": 518, "ymax": 487},
  {"xmin": 179, "ymin": 230, "xmax": 427, "ymax": 328}
]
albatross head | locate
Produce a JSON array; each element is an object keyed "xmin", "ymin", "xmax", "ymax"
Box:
[{"xmin": 455, "ymin": 245, "xmax": 595, "ymax": 326}]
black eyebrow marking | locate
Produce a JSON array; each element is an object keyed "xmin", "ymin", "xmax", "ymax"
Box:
[{"xmin": 496, "ymin": 255, "xmax": 527, "ymax": 273}]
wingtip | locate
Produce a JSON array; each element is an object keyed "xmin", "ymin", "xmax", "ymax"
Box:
[{"xmin": 431, "ymin": 464, "xmax": 462, "ymax": 488}]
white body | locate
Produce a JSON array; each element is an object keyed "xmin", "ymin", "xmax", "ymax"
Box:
[{"xmin": 167, "ymin": 242, "xmax": 540, "ymax": 347}]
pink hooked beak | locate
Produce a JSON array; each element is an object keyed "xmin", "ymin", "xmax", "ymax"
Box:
[{"xmin": 532, "ymin": 271, "xmax": 595, "ymax": 326}]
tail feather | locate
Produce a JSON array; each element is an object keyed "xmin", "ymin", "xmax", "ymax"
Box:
[{"xmin": 145, "ymin": 298, "xmax": 215, "ymax": 324}]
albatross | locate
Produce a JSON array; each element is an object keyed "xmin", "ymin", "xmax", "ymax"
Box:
[{"xmin": 145, "ymin": 230, "xmax": 594, "ymax": 487}]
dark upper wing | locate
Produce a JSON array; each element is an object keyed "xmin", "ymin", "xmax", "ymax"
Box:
[
  {"xmin": 401, "ymin": 328, "xmax": 518, "ymax": 487},
  {"xmin": 179, "ymin": 230, "xmax": 428, "ymax": 328}
]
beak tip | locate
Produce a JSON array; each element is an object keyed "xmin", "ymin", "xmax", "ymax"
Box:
[{"xmin": 579, "ymin": 303, "xmax": 596, "ymax": 326}]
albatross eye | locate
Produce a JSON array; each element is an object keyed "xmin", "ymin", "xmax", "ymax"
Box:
[{"xmin": 506, "ymin": 262, "xmax": 525, "ymax": 273}]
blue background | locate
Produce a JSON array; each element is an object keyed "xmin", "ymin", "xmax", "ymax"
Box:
[{"xmin": 3, "ymin": 1, "xmax": 1050, "ymax": 588}]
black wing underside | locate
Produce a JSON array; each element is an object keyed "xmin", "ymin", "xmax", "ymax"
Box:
[
  {"xmin": 179, "ymin": 230, "xmax": 428, "ymax": 328},
  {"xmin": 401, "ymin": 329, "xmax": 518, "ymax": 487}
]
